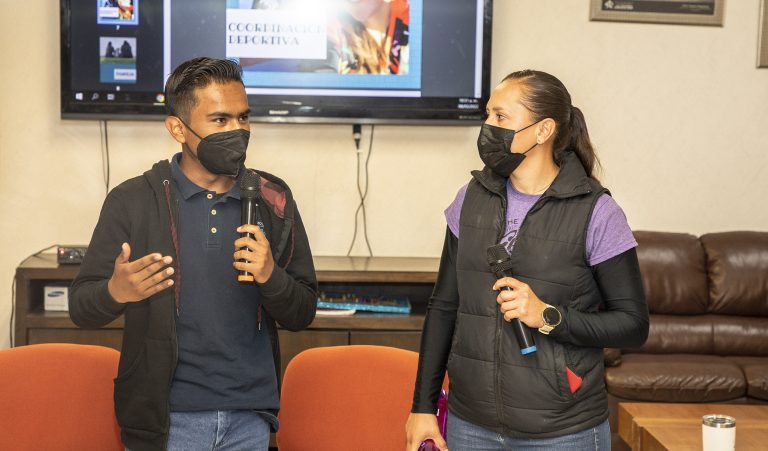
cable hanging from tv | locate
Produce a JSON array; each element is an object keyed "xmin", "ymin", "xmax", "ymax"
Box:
[{"xmin": 347, "ymin": 124, "xmax": 374, "ymax": 257}]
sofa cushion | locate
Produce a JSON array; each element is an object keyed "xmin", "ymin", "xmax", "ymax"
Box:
[
  {"xmin": 634, "ymin": 231, "xmax": 709, "ymax": 314},
  {"xmin": 713, "ymin": 317, "xmax": 768, "ymax": 357},
  {"xmin": 635, "ymin": 315, "xmax": 768, "ymax": 357},
  {"xmin": 605, "ymin": 354, "xmax": 745, "ymax": 402},
  {"xmin": 701, "ymin": 232, "xmax": 768, "ymax": 316},
  {"xmin": 635, "ymin": 314, "xmax": 713, "ymax": 354},
  {"xmin": 725, "ymin": 357, "xmax": 768, "ymax": 401}
]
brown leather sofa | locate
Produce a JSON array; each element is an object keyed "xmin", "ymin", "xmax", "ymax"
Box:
[{"xmin": 605, "ymin": 231, "xmax": 768, "ymax": 449}]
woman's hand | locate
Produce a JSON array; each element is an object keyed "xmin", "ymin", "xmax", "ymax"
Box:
[
  {"xmin": 494, "ymin": 277, "xmax": 546, "ymax": 328},
  {"xmin": 405, "ymin": 413, "xmax": 448, "ymax": 451}
]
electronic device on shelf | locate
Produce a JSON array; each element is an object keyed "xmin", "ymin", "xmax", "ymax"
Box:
[
  {"xmin": 57, "ymin": 245, "xmax": 88, "ymax": 265},
  {"xmin": 44, "ymin": 285, "xmax": 70, "ymax": 311}
]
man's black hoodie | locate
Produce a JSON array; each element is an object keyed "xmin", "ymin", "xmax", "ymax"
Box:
[{"xmin": 70, "ymin": 160, "xmax": 317, "ymax": 451}]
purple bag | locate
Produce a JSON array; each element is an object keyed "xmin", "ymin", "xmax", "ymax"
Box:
[
  {"xmin": 418, "ymin": 440, "xmax": 440, "ymax": 451},
  {"xmin": 418, "ymin": 389, "xmax": 448, "ymax": 451}
]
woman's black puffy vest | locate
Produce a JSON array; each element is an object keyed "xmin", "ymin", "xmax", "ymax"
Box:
[{"xmin": 447, "ymin": 151, "xmax": 610, "ymax": 438}]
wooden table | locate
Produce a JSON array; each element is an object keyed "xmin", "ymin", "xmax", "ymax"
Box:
[{"xmin": 618, "ymin": 403, "xmax": 768, "ymax": 450}]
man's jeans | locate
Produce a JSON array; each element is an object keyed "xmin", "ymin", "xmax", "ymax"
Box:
[{"xmin": 127, "ymin": 410, "xmax": 270, "ymax": 451}]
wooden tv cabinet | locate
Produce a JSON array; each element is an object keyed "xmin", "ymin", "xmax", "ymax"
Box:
[{"xmin": 14, "ymin": 254, "xmax": 438, "ymax": 376}]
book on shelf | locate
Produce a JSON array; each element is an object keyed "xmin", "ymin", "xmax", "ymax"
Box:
[{"xmin": 316, "ymin": 292, "xmax": 411, "ymax": 314}]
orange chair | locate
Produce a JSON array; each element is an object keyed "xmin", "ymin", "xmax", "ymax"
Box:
[
  {"xmin": 277, "ymin": 345, "xmax": 423, "ymax": 451},
  {"xmin": 0, "ymin": 343, "xmax": 122, "ymax": 451}
]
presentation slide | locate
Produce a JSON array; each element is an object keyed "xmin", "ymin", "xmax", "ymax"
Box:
[
  {"xmin": 99, "ymin": 37, "xmax": 137, "ymax": 84},
  {"xmin": 222, "ymin": 0, "xmax": 421, "ymax": 92},
  {"xmin": 97, "ymin": 0, "xmax": 139, "ymax": 26}
]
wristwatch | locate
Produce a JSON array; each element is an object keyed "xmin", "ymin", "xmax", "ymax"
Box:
[{"xmin": 538, "ymin": 304, "xmax": 562, "ymax": 335}]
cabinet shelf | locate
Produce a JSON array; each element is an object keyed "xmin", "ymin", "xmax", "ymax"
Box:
[
  {"xmin": 14, "ymin": 253, "xmax": 438, "ymax": 369},
  {"xmin": 24, "ymin": 311, "xmax": 124, "ymax": 329},
  {"xmin": 15, "ymin": 254, "xmax": 438, "ymax": 283}
]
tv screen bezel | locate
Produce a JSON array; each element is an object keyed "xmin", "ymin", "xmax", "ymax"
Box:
[{"xmin": 60, "ymin": 0, "xmax": 493, "ymax": 125}]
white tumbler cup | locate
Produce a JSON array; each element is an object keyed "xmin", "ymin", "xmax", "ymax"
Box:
[{"xmin": 702, "ymin": 414, "xmax": 735, "ymax": 451}]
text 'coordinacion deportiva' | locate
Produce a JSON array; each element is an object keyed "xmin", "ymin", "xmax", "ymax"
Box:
[{"xmin": 227, "ymin": 22, "xmax": 324, "ymax": 45}]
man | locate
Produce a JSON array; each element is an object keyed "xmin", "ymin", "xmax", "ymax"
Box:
[{"xmin": 70, "ymin": 57, "xmax": 317, "ymax": 451}]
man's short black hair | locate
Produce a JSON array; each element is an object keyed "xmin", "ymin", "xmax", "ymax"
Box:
[{"xmin": 164, "ymin": 57, "xmax": 244, "ymax": 120}]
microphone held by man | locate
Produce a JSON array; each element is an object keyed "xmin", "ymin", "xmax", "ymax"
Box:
[{"xmin": 237, "ymin": 170, "xmax": 261, "ymax": 283}]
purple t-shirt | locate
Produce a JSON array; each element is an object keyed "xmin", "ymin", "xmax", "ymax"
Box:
[{"xmin": 445, "ymin": 181, "xmax": 637, "ymax": 266}]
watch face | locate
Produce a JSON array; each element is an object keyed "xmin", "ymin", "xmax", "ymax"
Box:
[{"xmin": 543, "ymin": 306, "xmax": 561, "ymax": 325}]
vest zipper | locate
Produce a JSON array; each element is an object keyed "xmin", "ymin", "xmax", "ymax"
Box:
[
  {"xmin": 493, "ymin": 190, "xmax": 507, "ymax": 428},
  {"xmin": 492, "ymin": 186, "xmax": 550, "ymax": 429}
]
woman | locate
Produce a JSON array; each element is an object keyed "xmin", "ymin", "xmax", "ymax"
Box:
[{"xmin": 405, "ymin": 70, "xmax": 649, "ymax": 450}]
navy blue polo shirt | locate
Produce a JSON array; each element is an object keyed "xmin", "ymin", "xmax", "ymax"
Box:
[{"xmin": 168, "ymin": 153, "xmax": 278, "ymax": 417}]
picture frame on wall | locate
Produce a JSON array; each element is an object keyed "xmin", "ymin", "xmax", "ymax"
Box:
[
  {"xmin": 590, "ymin": 0, "xmax": 724, "ymax": 26},
  {"xmin": 759, "ymin": 0, "xmax": 768, "ymax": 67}
]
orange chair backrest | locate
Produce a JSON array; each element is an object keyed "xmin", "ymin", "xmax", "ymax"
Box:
[
  {"xmin": 0, "ymin": 343, "xmax": 122, "ymax": 451},
  {"xmin": 277, "ymin": 345, "xmax": 420, "ymax": 451}
]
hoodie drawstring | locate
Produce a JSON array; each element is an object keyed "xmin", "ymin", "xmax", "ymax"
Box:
[{"xmin": 162, "ymin": 179, "xmax": 181, "ymax": 315}]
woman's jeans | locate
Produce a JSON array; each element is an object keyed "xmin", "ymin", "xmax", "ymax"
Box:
[{"xmin": 447, "ymin": 413, "xmax": 610, "ymax": 451}]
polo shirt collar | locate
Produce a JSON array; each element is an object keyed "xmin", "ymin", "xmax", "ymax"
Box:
[{"xmin": 170, "ymin": 152, "xmax": 245, "ymax": 201}]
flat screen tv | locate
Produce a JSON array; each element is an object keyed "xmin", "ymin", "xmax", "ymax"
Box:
[{"xmin": 61, "ymin": 0, "xmax": 493, "ymax": 124}]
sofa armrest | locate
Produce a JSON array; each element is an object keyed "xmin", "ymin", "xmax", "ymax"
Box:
[{"xmin": 604, "ymin": 348, "xmax": 622, "ymax": 367}]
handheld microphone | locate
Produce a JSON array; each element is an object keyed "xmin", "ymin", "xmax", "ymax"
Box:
[
  {"xmin": 487, "ymin": 245, "xmax": 537, "ymax": 355},
  {"xmin": 237, "ymin": 170, "xmax": 261, "ymax": 283}
]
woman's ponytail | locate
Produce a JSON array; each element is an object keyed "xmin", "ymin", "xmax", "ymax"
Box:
[{"xmin": 568, "ymin": 106, "xmax": 601, "ymax": 180}]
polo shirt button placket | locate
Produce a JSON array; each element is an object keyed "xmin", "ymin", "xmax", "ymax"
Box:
[{"xmin": 207, "ymin": 192, "xmax": 221, "ymax": 247}]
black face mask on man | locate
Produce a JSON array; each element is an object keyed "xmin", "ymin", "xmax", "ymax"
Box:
[
  {"xmin": 477, "ymin": 121, "xmax": 539, "ymax": 177},
  {"xmin": 179, "ymin": 119, "xmax": 250, "ymax": 178}
]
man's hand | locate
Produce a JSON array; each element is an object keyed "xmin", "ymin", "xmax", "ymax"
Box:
[
  {"xmin": 107, "ymin": 243, "xmax": 175, "ymax": 303},
  {"xmin": 494, "ymin": 277, "xmax": 546, "ymax": 328},
  {"xmin": 233, "ymin": 224, "xmax": 274, "ymax": 284},
  {"xmin": 405, "ymin": 413, "xmax": 448, "ymax": 451}
]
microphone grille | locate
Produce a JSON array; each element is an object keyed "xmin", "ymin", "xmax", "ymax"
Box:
[
  {"xmin": 240, "ymin": 170, "xmax": 261, "ymax": 199},
  {"xmin": 486, "ymin": 244, "xmax": 511, "ymax": 266}
]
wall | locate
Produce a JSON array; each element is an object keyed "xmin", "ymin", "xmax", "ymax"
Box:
[{"xmin": 1, "ymin": 0, "xmax": 767, "ymax": 348}]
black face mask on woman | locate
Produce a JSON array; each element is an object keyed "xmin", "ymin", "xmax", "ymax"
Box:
[
  {"xmin": 477, "ymin": 121, "xmax": 539, "ymax": 177},
  {"xmin": 181, "ymin": 119, "xmax": 250, "ymax": 178}
]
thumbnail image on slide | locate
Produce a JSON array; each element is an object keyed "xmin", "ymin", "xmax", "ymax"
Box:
[
  {"xmin": 100, "ymin": 37, "xmax": 137, "ymax": 84},
  {"xmin": 97, "ymin": 0, "xmax": 139, "ymax": 26},
  {"xmin": 225, "ymin": 0, "xmax": 420, "ymax": 91}
]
